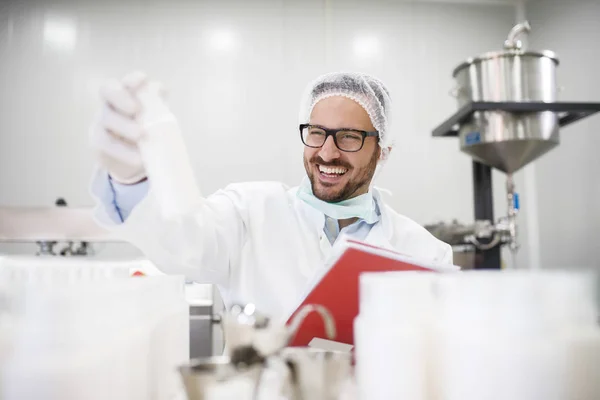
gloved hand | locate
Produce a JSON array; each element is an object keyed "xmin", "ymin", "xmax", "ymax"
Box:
[
  {"xmin": 90, "ymin": 71, "xmax": 154, "ymax": 184},
  {"xmin": 91, "ymin": 71, "xmax": 202, "ymax": 218}
]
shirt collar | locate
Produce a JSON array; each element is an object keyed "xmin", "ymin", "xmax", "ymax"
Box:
[{"xmin": 322, "ymin": 200, "xmax": 381, "ymax": 244}]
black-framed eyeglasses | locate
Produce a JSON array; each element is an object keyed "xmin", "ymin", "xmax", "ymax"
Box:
[{"xmin": 299, "ymin": 124, "xmax": 379, "ymax": 152}]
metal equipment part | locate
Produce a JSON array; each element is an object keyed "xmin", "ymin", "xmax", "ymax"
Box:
[{"xmin": 430, "ymin": 21, "xmax": 600, "ymax": 268}]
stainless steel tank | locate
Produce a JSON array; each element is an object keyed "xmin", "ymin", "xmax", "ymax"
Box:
[{"xmin": 452, "ymin": 21, "xmax": 560, "ymax": 174}]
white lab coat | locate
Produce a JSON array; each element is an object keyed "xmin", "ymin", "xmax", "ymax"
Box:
[{"xmin": 93, "ymin": 179, "xmax": 452, "ymax": 321}]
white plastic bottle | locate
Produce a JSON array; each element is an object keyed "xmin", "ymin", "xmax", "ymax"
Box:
[
  {"xmin": 135, "ymin": 83, "xmax": 203, "ymax": 220},
  {"xmin": 540, "ymin": 271, "xmax": 600, "ymax": 400},
  {"xmin": 434, "ymin": 271, "xmax": 567, "ymax": 400},
  {"xmin": 354, "ymin": 271, "xmax": 436, "ymax": 400}
]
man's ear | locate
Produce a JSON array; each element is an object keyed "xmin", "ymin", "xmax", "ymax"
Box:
[{"xmin": 380, "ymin": 146, "xmax": 391, "ymax": 161}]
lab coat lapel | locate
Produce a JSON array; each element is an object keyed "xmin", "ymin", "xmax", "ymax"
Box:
[
  {"xmin": 294, "ymin": 193, "xmax": 328, "ymax": 277},
  {"xmin": 363, "ymin": 189, "xmax": 395, "ymax": 250},
  {"xmin": 363, "ymin": 221, "xmax": 394, "ymax": 250}
]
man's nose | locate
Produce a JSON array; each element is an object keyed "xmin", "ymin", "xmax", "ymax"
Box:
[{"xmin": 318, "ymin": 136, "xmax": 341, "ymax": 162}]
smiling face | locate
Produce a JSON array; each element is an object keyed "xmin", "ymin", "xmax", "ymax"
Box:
[{"xmin": 303, "ymin": 96, "xmax": 381, "ymax": 203}]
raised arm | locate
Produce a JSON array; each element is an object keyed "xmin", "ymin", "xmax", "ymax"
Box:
[{"xmin": 89, "ymin": 72, "xmax": 246, "ymax": 287}]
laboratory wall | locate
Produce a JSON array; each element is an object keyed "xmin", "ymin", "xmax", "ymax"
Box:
[
  {"xmin": 0, "ymin": 0, "xmax": 518, "ymax": 258},
  {"xmin": 524, "ymin": 0, "xmax": 600, "ymax": 271}
]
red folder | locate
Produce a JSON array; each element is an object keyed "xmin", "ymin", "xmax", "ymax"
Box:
[{"xmin": 286, "ymin": 239, "xmax": 457, "ymax": 347}]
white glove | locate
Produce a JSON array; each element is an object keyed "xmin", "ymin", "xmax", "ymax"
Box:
[{"xmin": 90, "ymin": 71, "xmax": 149, "ymax": 184}]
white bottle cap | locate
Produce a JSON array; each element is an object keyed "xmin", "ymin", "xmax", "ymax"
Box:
[
  {"xmin": 436, "ymin": 270, "xmax": 547, "ymax": 334},
  {"xmin": 359, "ymin": 271, "xmax": 435, "ymax": 323}
]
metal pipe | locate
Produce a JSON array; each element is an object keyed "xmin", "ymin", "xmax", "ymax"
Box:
[
  {"xmin": 505, "ymin": 174, "xmax": 519, "ymax": 252},
  {"xmin": 504, "ymin": 20, "xmax": 531, "ymax": 50},
  {"xmin": 472, "ymin": 161, "xmax": 502, "ymax": 269}
]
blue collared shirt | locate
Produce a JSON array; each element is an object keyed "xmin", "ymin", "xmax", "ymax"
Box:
[{"xmin": 322, "ymin": 213, "xmax": 379, "ymax": 245}]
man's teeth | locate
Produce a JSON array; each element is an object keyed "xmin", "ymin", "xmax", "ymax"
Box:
[{"xmin": 319, "ymin": 165, "xmax": 347, "ymax": 175}]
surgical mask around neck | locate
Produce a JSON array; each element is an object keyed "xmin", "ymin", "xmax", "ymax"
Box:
[{"xmin": 296, "ymin": 177, "xmax": 379, "ymax": 224}]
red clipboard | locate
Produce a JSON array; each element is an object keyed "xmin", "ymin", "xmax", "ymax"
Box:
[{"xmin": 285, "ymin": 239, "xmax": 457, "ymax": 347}]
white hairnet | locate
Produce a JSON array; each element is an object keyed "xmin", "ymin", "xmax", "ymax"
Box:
[{"xmin": 299, "ymin": 72, "xmax": 394, "ymax": 149}]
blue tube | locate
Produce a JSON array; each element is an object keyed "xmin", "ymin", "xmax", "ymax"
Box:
[{"xmin": 513, "ymin": 193, "xmax": 520, "ymax": 210}]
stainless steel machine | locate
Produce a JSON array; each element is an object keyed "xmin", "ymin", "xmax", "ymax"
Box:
[
  {"xmin": 428, "ymin": 21, "xmax": 600, "ymax": 269},
  {"xmin": 0, "ymin": 201, "xmax": 220, "ymax": 358}
]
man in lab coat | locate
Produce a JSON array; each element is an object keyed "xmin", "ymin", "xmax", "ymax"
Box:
[{"xmin": 89, "ymin": 71, "xmax": 452, "ymax": 320}]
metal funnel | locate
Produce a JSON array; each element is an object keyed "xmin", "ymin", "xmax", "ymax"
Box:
[
  {"xmin": 459, "ymin": 111, "xmax": 560, "ymax": 174},
  {"xmin": 462, "ymin": 137, "xmax": 559, "ymax": 174}
]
